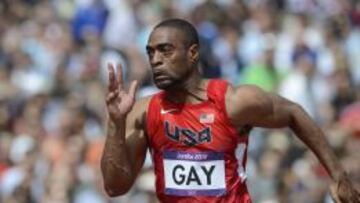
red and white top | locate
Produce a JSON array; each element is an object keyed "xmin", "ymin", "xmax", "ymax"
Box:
[{"xmin": 146, "ymin": 79, "xmax": 251, "ymax": 203}]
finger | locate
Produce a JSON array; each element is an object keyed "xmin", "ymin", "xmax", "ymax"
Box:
[
  {"xmin": 106, "ymin": 90, "xmax": 119, "ymax": 105},
  {"xmin": 331, "ymin": 193, "xmax": 342, "ymax": 203},
  {"xmin": 330, "ymin": 184, "xmax": 342, "ymax": 203},
  {"xmin": 116, "ymin": 64, "xmax": 123, "ymax": 90},
  {"xmin": 107, "ymin": 63, "xmax": 117, "ymax": 91},
  {"xmin": 106, "ymin": 93, "xmax": 117, "ymax": 105},
  {"xmin": 354, "ymin": 190, "xmax": 360, "ymax": 203},
  {"xmin": 128, "ymin": 80, "xmax": 138, "ymax": 100}
]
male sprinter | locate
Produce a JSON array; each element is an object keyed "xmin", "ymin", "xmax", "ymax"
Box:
[{"xmin": 101, "ymin": 19, "xmax": 359, "ymax": 203}]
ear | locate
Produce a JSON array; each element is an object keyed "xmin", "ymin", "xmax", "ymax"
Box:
[{"xmin": 188, "ymin": 44, "xmax": 199, "ymax": 64}]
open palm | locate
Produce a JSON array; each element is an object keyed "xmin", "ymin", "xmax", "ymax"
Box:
[{"xmin": 106, "ymin": 63, "xmax": 138, "ymax": 123}]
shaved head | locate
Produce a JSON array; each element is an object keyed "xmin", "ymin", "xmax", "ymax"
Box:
[{"xmin": 153, "ymin": 18, "xmax": 199, "ymax": 48}]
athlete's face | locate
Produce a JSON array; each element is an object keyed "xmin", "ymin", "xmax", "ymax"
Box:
[{"xmin": 146, "ymin": 27, "xmax": 197, "ymax": 90}]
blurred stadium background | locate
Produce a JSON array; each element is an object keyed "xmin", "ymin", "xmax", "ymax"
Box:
[{"xmin": 0, "ymin": 0, "xmax": 359, "ymax": 202}]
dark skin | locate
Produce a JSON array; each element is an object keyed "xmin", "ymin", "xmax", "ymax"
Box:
[{"xmin": 101, "ymin": 26, "xmax": 360, "ymax": 202}]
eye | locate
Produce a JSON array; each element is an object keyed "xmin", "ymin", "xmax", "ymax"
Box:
[
  {"xmin": 146, "ymin": 48, "xmax": 154, "ymax": 57},
  {"xmin": 159, "ymin": 44, "xmax": 175, "ymax": 56}
]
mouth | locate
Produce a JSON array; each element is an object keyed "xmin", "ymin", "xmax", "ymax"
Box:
[
  {"xmin": 154, "ymin": 74, "xmax": 169, "ymax": 81},
  {"xmin": 153, "ymin": 70, "xmax": 169, "ymax": 81},
  {"xmin": 152, "ymin": 71, "xmax": 173, "ymax": 89}
]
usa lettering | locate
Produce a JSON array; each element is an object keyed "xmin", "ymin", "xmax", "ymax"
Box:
[
  {"xmin": 172, "ymin": 164, "xmax": 215, "ymax": 186},
  {"xmin": 165, "ymin": 121, "xmax": 211, "ymax": 146}
]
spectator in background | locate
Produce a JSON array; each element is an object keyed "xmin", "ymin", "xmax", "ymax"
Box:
[
  {"xmin": 279, "ymin": 43, "xmax": 332, "ymax": 123},
  {"xmin": 240, "ymin": 33, "xmax": 282, "ymax": 92}
]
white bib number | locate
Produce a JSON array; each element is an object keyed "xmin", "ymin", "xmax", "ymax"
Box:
[{"xmin": 163, "ymin": 151, "xmax": 226, "ymax": 196}]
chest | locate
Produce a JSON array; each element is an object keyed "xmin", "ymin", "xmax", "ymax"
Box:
[{"xmin": 148, "ymin": 103, "xmax": 239, "ymax": 152}]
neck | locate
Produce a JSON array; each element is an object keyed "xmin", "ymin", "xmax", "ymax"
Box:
[{"xmin": 165, "ymin": 71, "xmax": 206, "ymax": 104}]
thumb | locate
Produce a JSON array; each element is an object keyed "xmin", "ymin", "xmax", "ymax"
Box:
[
  {"xmin": 330, "ymin": 182, "xmax": 342, "ymax": 203},
  {"xmin": 128, "ymin": 80, "xmax": 138, "ymax": 99}
]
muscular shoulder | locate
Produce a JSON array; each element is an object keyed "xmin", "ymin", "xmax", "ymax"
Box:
[
  {"xmin": 226, "ymin": 84, "xmax": 270, "ymax": 105},
  {"xmin": 225, "ymin": 84, "xmax": 272, "ymax": 126}
]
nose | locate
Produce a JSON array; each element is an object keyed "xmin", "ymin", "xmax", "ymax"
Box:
[{"xmin": 150, "ymin": 51, "xmax": 163, "ymax": 67}]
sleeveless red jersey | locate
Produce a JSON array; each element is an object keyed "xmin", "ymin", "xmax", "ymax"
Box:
[{"xmin": 146, "ymin": 79, "xmax": 251, "ymax": 203}]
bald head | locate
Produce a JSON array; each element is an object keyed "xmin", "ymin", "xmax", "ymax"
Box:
[{"xmin": 153, "ymin": 18, "xmax": 199, "ymax": 48}]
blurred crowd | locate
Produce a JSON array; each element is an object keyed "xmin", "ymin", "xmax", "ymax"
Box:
[{"xmin": 0, "ymin": 0, "xmax": 359, "ymax": 203}]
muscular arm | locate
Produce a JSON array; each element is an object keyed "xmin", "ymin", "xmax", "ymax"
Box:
[
  {"xmin": 226, "ymin": 85, "xmax": 344, "ymax": 180},
  {"xmin": 101, "ymin": 98, "xmax": 149, "ymax": 196}
]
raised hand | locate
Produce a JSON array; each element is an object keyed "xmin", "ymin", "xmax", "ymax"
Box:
[
  {"xmin": 330, "ymin": 174, "xmax": 360, "ymax": 203},
  {"xmin": 105, "ymin": 63, "xmax": 138, "ymax": 124}
]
